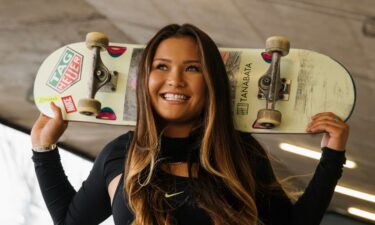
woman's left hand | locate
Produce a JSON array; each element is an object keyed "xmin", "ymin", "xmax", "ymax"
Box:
[{"xmin": 306, "ymin": 112, "xmax": 349, "ymax": 151}]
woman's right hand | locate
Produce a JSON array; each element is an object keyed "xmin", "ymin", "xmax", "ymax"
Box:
[{"xmin": 31, "ymin": 102, "xmax": 68, "ymax": 148}]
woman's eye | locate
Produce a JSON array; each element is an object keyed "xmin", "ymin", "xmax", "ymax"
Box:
[
  {"xmin": 186, "ymin": 65, "xmax": 201, "ymax": 72},
  {"xmin": 155, "ymin": 64, "xmax": 168, "ymax": 71}
]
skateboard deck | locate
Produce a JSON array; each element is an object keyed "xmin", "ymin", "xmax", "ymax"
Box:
[{"xmin": 34, "ymin": 39, "xmax": 356, "ymax": 133}]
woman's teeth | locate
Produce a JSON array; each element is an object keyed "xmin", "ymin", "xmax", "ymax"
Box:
[{"xmin": 163, "ymin": 93, "xmax": 189, "ymax": 101}]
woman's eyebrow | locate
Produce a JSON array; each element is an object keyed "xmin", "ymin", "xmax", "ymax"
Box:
[
  {"xmin": 153, "ymin": 58, "xmax": 201, "ymax": 64},
  {"xmin": 183, "ymin": 60, "xmax": 201, "ymax": 64},
  {"xmin": 153, "ymin": 58, "xmax": 171, "ymax": 62}
]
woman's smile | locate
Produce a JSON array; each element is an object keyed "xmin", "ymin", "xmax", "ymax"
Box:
[{"xmin": 160, "ymin": 93, "xmax": 191, "ymax": 102}]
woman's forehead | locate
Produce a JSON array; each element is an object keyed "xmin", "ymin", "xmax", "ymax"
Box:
[{"xmin": 154, "ymin": 37, "xmax": 200, "ymax": 60}]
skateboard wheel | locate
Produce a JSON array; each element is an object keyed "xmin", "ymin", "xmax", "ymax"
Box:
[
  {"xmin": 256, "ymin": 109, "xmax": 282, "ymax": 128},
  {"xmin": 78, "ymin": 98, "xmax": 101, "ymax": 116},
  {"xmin": 265, "ymin": 36, "xmax": 290, "ymax": 56},
  {"xmin": 86, "ymin": 32, "xmax": 109, "ymax": 51}
]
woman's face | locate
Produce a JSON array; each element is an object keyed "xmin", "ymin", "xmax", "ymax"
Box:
[{"xmin": 148, "ymin": 37, "xmax": 206, "ymax": 133}]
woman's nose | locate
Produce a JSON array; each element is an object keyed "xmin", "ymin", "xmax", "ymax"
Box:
[{"xmin": 166, "ymin": 68, "xmax": 186, "ymax": 87}]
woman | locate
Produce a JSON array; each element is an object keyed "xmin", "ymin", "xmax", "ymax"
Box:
[{"xmin": 31, "ymin": 24, "xmax": 349, "ymax": 225}]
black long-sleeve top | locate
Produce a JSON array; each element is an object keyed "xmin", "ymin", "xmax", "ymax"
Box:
[{"xmin": 32, "ymin": 131, "xmax": 346, "ymax": 225}]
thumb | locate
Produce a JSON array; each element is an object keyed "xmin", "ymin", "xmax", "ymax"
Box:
[{"xmin": 50, "ymin": 102, "xmax": 64, "ymax": 120}]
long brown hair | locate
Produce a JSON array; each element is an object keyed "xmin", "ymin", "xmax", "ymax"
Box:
[{"xmin": 124, "ymin": 24, "xmax": 282, "ymax": 225}]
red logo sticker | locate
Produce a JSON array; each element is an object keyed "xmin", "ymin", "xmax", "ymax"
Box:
[{"xmin": 61, "ymin": 96, "xmax": 77, "ymax": 113}]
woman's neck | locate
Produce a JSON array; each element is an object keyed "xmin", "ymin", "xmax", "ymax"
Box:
[{"xmin": 163, "ymin": 123, "xmax": 194, "ymax": 137}]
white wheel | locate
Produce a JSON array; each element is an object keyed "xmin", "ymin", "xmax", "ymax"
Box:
[
  {"xmin": 86, "ymin": 32, "xmax": 109, "ymax": 51},
  {"xmin": 78, "ymin": 98, "xmax": 101, "ymax": 116},
  {"xmin": 256, "ymin": 109, "xmax": 282, "ymax": 128},
  {"xmin": 265, "ymin": 36, "xmax": 290, "ymax": 56}
]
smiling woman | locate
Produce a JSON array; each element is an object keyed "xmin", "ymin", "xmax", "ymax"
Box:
[{"xmin": 30, "ymin": 24, "xmax": 349, "ymax": 225}]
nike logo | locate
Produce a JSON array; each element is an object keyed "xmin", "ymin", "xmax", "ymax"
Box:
[{"xmin": 164, "ymin": 191, "xmax": 184, "ymax": 198}]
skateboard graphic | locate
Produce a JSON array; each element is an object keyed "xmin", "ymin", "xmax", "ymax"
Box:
[{"xmin": 34, "ymin": 32, "xmax": 356, "ymax": 133}]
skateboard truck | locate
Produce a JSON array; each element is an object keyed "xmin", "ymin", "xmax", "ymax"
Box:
[
  {"xmin": 78, "ymin": 32, "xmax": 117, "ymax": 116},
  {"xmin": 256, "ymin": 36, "xmax": 290, "ymax": 128}
]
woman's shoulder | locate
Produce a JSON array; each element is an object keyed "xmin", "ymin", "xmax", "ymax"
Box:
[
  {"xmin": 103, "ymin": 131, "xmax": 134, "ymax": 154},
  {"xmin": 237, "ymin": 131, "xmax": 268, "ymax": 159},
  {"xmin": 236, "ymin": 131, "xmax": 280, "ymax": 186},
  {"xmin": 93, "ymin": 131, "xmax": 134, "ymax": 186},
  {"xmin": 96, "ymin": 130, "xmax": 134, "ymax": 162}
]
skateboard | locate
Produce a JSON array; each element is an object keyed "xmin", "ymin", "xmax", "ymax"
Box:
[{"xmin": 33, "ymin": 32, "xmax": 356, "ymax": 133}]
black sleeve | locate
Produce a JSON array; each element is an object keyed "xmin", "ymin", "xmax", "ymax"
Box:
[
  {"xmin": 267, "ymin": 147, "xmax": 346, "ymax": 225},
  {"xmin": 32, "ymin": 132, "xmax": 132, "ymax": 225}
]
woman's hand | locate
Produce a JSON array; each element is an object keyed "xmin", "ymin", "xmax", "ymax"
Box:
[
  {"xmin": 31, "ymin": 102, "xmax": 68, "ymax": 148},
  {"xmin": 306, "ymin": 112, "xmax": 349, "ymax": 151}
]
